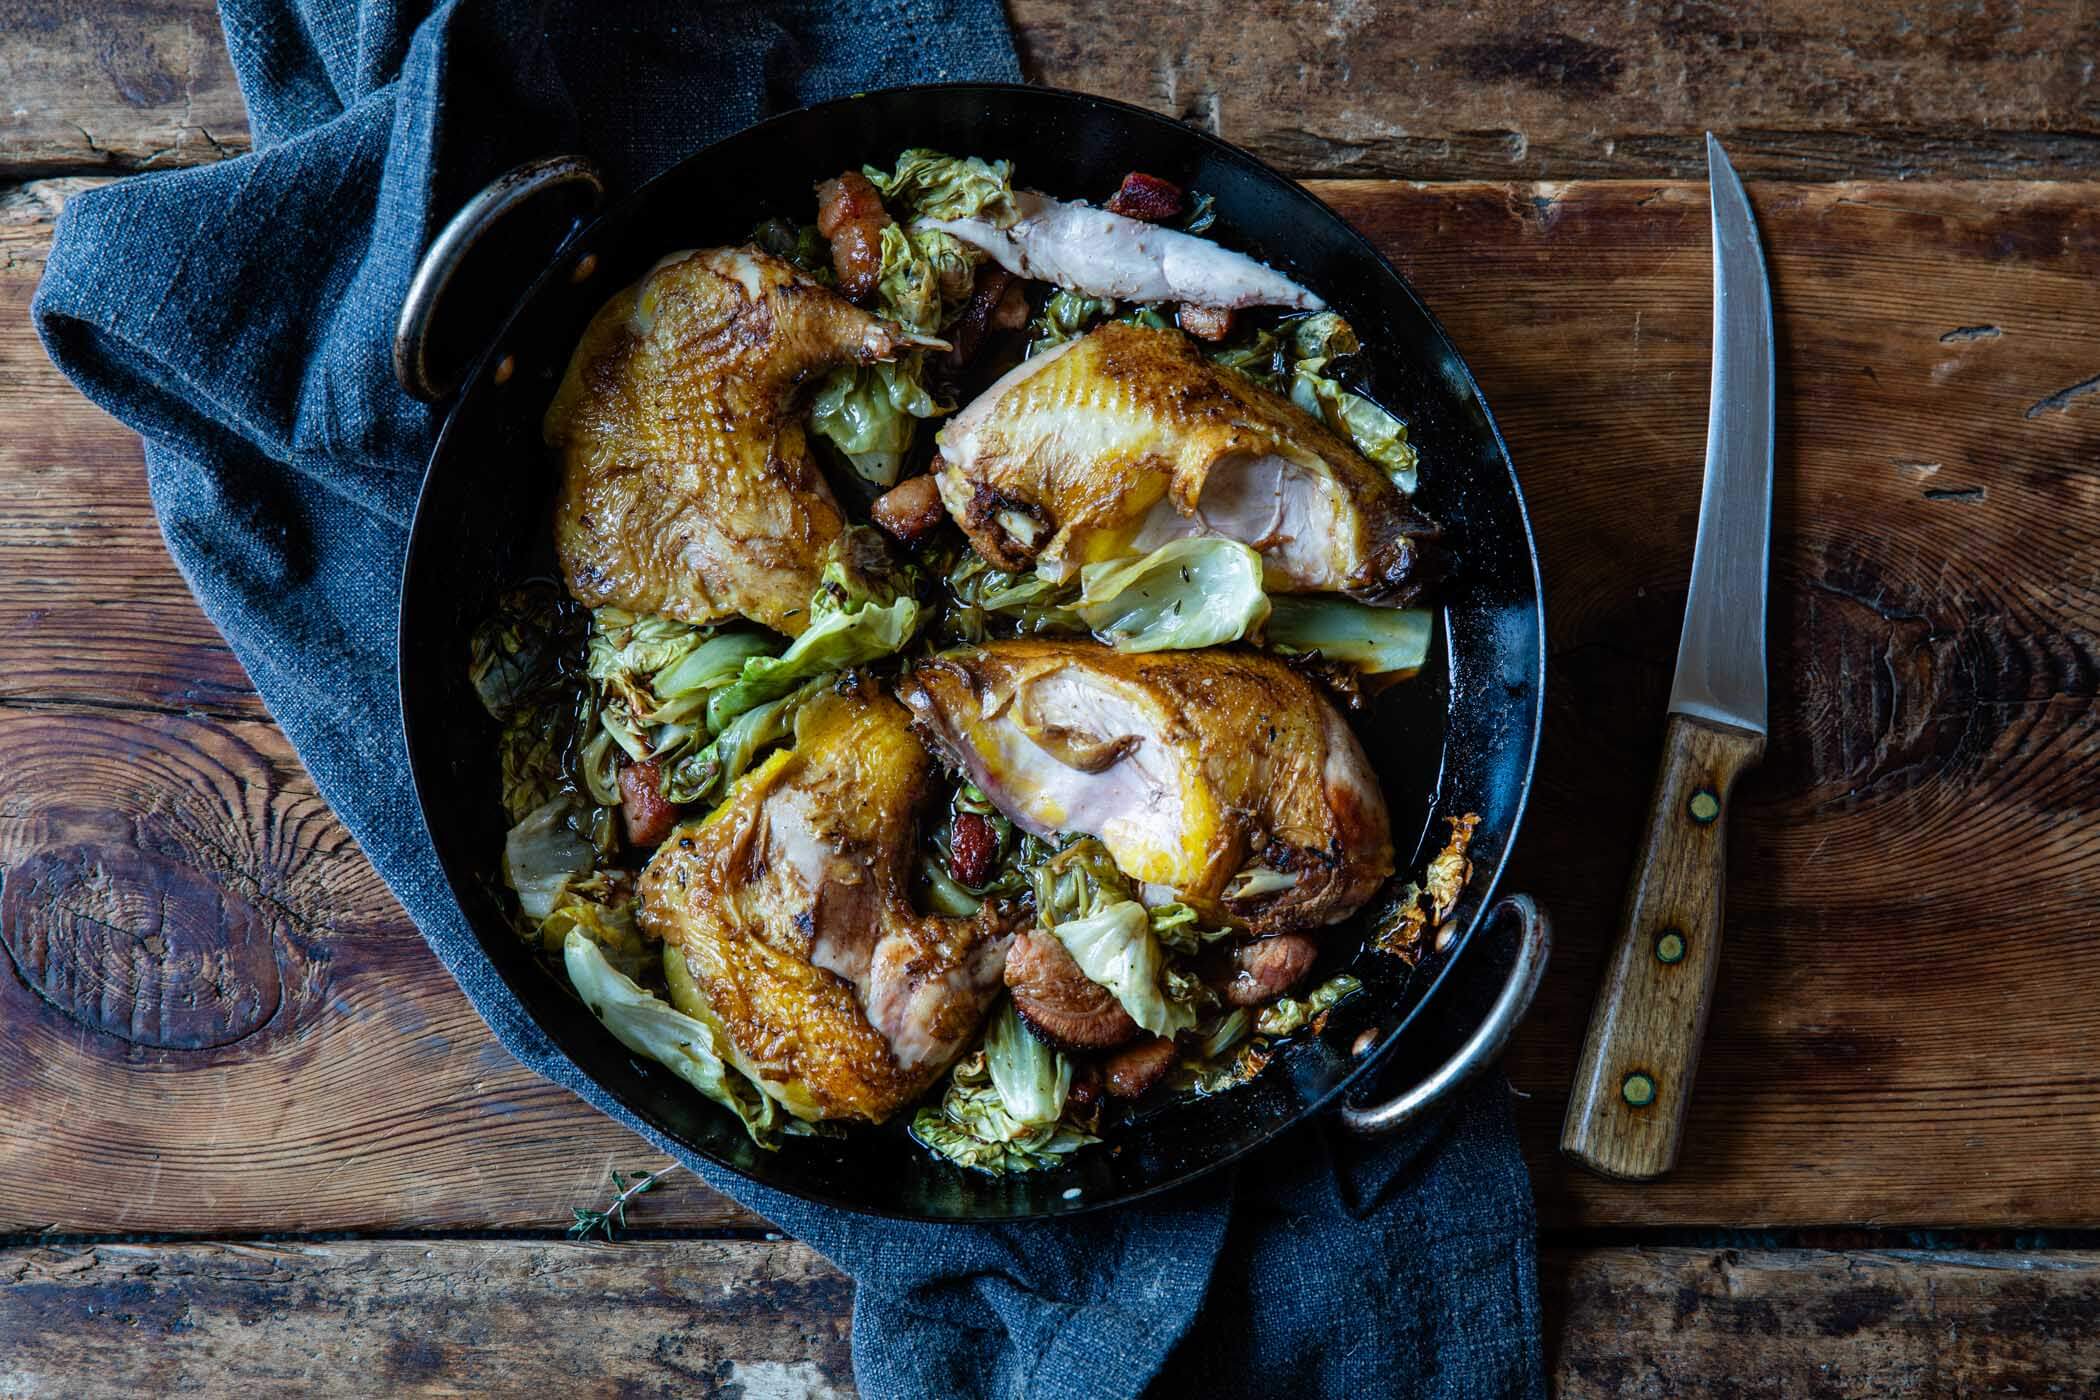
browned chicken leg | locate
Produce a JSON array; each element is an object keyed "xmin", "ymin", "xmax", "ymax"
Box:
[
  {"xmin": 932, "ymin": 321, "xmax": 1442, "ymax": 605},
  {"xmin": 545, "ymin": 247, "xmax": 918, "ymax": 636},
  {"xmin": 640, "ymin": 686, "xmax": 1011, "ymax": 1124},
  {"xmin": 898, "ymin": 640, "xmax": 1393, "ymax": 935}
]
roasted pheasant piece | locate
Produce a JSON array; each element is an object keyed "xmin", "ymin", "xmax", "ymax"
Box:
[
  {"xmin": 932, "ymin": 321, "xmax": 1442, "ymax": 604},
  {"xmin": 924, "ymin": 189, "xmax": 1324, "ymax": 310},
  {"xmin": 640, "ymin": 686, "xmax": 1010, "ymax": 1124},
  {"xmin": 545, "ymin": 247, "xmax": 920, "ymax": 636},
  {"xmin": 898, "ymin": 640, "xmax": 1393, "ymax": 935}
]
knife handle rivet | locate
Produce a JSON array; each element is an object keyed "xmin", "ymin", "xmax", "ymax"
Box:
[
  {"xmin": 1656, "ymin": 930, "xmax": 1687, "ymax": 964},
  {"xmin": 1687, "ymin": 787, "xmax": 1721, "ymax": 825},
  {"xmin": 1622, "ymin": 1071, "xmax": 1657, "ymax": 1108}
]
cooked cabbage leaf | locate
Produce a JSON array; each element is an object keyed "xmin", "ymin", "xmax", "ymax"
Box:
[
  {"xmin": 809, "ymin": 221, "xmax": 970, "ymax": 485},
  {"xmin": 985, "ymin": 999, "xmax": 1072, "ymax": 1126},
  {"xmin": 1264, "ymin": 596, "xmax": 1433, "ymax": 677},
  {"xmin": 864, "ymin": 148, "xmax": 1019, "ymax": 226},
  {"xmin": 588, "ymin": 609, "xmax": 709, "ymax": 696},
  {"xmin": 661, "ymin": 675, "xmax": 826, "ymax": 807},
  {"xmin": 647, "ymin": 631, "xmax": 780, "ymax": 728},
  {"xmin": 1207, "ymin": 325, "xmax": 1288, "ymax": 390},
  {"xmin": 1255, "ymin": 973, "xmax": 1364, "ymax": 1037},
  {"xmin": 750, "ymin": 216, "xmax": 833, "ymax": 282},
  {"xmin": 1289, "ymin": 311, "xmax": 1360, "ymax": 361},
  {"xmin": 469, "ymin": 583, "xmax": 582, "ymax": 720},
  {"xmin": 1047, "ymin": 899, "xmax": 1195, "ymax": 1039},
  {"xmin": 539, "ymin": 875, "xmax": 648, "ymax": 980},
  {"xmin": 1031, "ymin": 837, "xmax": 1135, "ymax": 926},
  {"xmin": 918, "ymin": 856, "xmax": 988, "ymax": 917},
  {"xmin": 505, "ymin": 796, "xmax": 597, "ymax": 921},
  {"xmin": 1147, "ymin": 901, "xmax": 1234, "ymax": 956},
  {"xmin": 1211, "ymin": 311, "xmax": 1420, "ymax": 493},
  {"xmin": 945, "ymin": 550, "xmax": 1087, "ymax": 640},
  {"xmin": 471, "ymin": 586, "xmax": 590, "ymax": 822},
  {"xmin": 497, "ymin": 689, "xmax": 586, "ymax": 823},
  {"xmin": 910, "ymin": 1048, "xmax": 1096, "ymax": 1175},
  {"xmin": 1074, "ymin": 537, "xmax": 1270, "ymax": 653},
  {"xmin": 874, "ymin": 223, "xmax": 976, "ymax": 335},
  {"xmin": 810, "ymin": 356, "xmax": 946, "ymax": 487},
  {"xmin": 1028, "ymin": 288, "xmax": 1116, "ymax": 354},
  {"xmin": 1291, "ymin": 362, "xmax": 1419, "ymax": 493},
  {"xmin": 564, "ymin": 932, "xmax": 788, "ymax": 1147},
  {"xmin": 703, "ymin": 538, "xmax": 922, "ymax": 731}
]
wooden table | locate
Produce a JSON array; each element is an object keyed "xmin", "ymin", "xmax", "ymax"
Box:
[{"xmin": 4, "ymin": 3, "xmax": 2098, "ymax": 1393}]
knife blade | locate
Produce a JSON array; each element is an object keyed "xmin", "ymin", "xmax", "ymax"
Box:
[
  {"xmin": 1670, "ymin": 134, "xmax": 1775, "ymax": 735},
  {"xmin": 1560, "ymin": 135, "xmax": 1774, "ymax": 1181}
]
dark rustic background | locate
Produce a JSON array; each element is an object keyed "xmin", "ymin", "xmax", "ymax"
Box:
[{"xmin": 2, "ymin": 2, "xmax": 2098, "ymax": 1394}]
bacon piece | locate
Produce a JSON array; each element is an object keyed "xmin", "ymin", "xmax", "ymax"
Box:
[
  {"xmin": 871, "ymin": 473, "xmax": 946, "ymax": 543},
  {"xmin": 943, "ymin": 265, "xmax": 1016, "ymax": 369},
  {"xmin": 948, "ymin": 812, "xmax": 997, "ymax": 887},
  {"xmin": 618, "ymin": 760, "xmax": 682, "ymax": 849},
  {"xmin": 1105, "ymin": 171, "xmax": 1186, "ymax": 223},
  {"xmin": 815, "ymin": 171, "xmax": 893, "ymax": 302},
  {"xmin": 991, "ymin": 280, "xmax": 1030, "ymax": 330},
  {"xmin": 1175, "ymin": 303, "xmax": 1235, "ymax": 342}
]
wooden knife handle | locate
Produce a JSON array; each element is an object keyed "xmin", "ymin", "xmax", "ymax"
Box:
[{"xmin": 1561, "ymin": 712, "xmax": 1765, "ymax": 1180}]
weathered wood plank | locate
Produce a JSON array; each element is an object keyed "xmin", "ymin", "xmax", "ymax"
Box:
[
  {"xmin": 0, "ymin": 193, "xmax": 260, "ymax": 718},
  {"xmin": 0, "ymin": 1, "xmax": 245, "ymax": 176},
  {"xmin": 1012, "ymin": 0, "xmax": 2100, "ymax": 181},
  {"xmin": 0, "ymin": 184, "xmax": 768, "ymax": 1235},
  {"xmin": 0, "ymin": 1240, "xmax": 2092, "ymax": 1397},
  {"xmin": 4, "ymin": 1, "xmax": 2098, "ymax": 181},
  {"xmin": 1308, "ymin": 180, "xmax": 2100, "ymax": 1228},
  {"xmin": 0, "ymin": 700, "xmax": 760, "ymax": 1233},
  {"xmin": 1544, "ymin": 1247, "xmax": 2100, "ymax": 1396},
  {"xmin": 0, "ymin": 1238, "xmax": 856, "ymax": 1397},
  {"xmin": 2, "ymin": 181, "xmax": 2096, "ymax": 1234}
]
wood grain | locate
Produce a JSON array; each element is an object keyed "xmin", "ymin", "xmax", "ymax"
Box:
[
  {"xmin": 0, "ymin": 1, "xmax": 245, "ymax": 177},
  {"xmin": 0, "ymin": 1239, "xmax": 2092, "ymax": 1397},
  {"xmin": 0, "ymin": 1238, "xmax": 855, "ymax": 1397},
  {"xmin": 1012, "ymin": 0, "xmax": 2100, "ymax": 181},
  {"xmin": 0, "ymin": 184, "xmax": 261, "ymax": 718},
  {"xmin": 1544, "ymin": 1246, "xmax": 2100, "ymax": 1396},
  {"xmin": 2, "ymin": 180, "xmax": 2097, "ymax": 1233},
  {"xmin": 0, "ymin": 699, "xmax": 756, "ymax": 1234},
  {"xmin": 1312, "ymin": 178, "xmax": 2100, "ymax": 1227},
  {"xmin": 1562, "ymin": 713, "xmax": 1766, "ymax": 1180},
  {"xmin": 4, "ymin": 1, "xmax": 2099, "ymax": 181}
]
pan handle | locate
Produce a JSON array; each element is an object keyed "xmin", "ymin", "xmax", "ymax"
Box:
[
  {"xmin": 392, "ymin": 155, "xmax": 607, "ymax": 403},
  {"xmin": 1338, "ymin": 893, "xmax": 1551, "ymax": 1136}
]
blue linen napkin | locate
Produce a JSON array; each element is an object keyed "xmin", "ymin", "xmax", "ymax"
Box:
[{"xmin": 32, "ymin": 3, "xmax": 1545, "ymax": 1394}]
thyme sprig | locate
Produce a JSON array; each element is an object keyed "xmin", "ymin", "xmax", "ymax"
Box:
[{"xmin": 567, "ymin": 1164, "xmax": 685, "ymax": 1241}]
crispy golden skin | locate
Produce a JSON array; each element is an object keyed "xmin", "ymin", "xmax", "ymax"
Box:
[
  {"xmin": 933, "ymin": 321, "xmax": 1441, "ymax": 604},
  {"xmin": 639, "ymin": 687, "xmax": 1008, "ymax": 1124},
  {"xmin": 545, "ymin": 247, "xmax": 910, "ymax": 636},
  {"xmin": 898, "ymin": 640, "xmax": 1393, "ymax": 935}
]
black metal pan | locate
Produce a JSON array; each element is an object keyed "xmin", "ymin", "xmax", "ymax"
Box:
[{"xmin": 394, "ymin": 83, "xmax": 1547, "ymax": 1220}]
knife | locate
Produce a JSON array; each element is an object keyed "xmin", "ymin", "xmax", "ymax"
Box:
[{"xmin": 1560, "ymin": 135, "xmax": 1774, "ymax": 1181}]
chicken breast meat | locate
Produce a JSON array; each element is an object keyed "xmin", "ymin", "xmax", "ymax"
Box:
[
  {"xmin": 932, "ymin": 321, "xmax": 1443, "ymax": 605},
  {"xmin": 545, "ymin": 246, "xmax": 923, "ymax": 637},
  {"xmin": 640, "ymin": 685, "xmax": 1011, "ymax": 1124},
  {"xmin": 897, "ymin": 640, "xmax": 1393, "ymax": 936}
]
